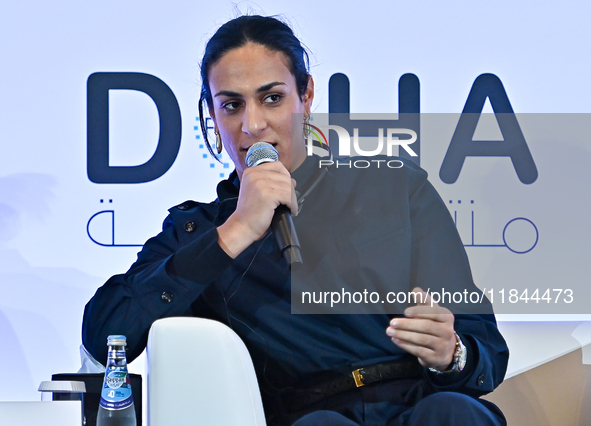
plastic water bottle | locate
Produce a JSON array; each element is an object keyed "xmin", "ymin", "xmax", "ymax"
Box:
[{"xmin": 96, "ymin": 335, "xmax": 137, "ymax": 426}]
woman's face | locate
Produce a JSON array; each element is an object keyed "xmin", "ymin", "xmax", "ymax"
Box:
[{"xmin": 208, "ymin": 42, "xmax": 314, "ymax": 179}]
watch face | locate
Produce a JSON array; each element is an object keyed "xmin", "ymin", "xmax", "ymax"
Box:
[
  {"xmin": 455, "ymin": 336, "xmax": 467, "ymax": 371},
  {"xmin": 428, "ymin": 334, "xmax": 467, "ymax": 374}
]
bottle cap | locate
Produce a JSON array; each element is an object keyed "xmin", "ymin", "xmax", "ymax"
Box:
[
  {"xmin": 38, "ymin": 380, "xmax": 86, "ymax": 393},
  {"xmin": 107, "ymin": 335, "xmax": 127, "ymax": 346}
]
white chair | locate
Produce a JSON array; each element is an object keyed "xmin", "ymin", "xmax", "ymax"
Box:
[{"xmin": 147, "ymin": 317, "xmax": 267, "ymax": 426}]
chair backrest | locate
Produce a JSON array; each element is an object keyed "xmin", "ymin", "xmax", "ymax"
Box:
[{"xmin": 147, "ymin": 317, "xmax": 267, "ymax": 426}]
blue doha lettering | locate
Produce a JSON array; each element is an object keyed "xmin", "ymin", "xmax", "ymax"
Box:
[
  {"xmin": 439, "ymin": 73, "xmax": 538, "ymax": 184},
  {"xmin": 87, "ymin": 72, "xmax": 182, "ymax": 184},
  {"xmin": 328, "ymin": 72, "xmax": 537, "ymax": 183},
  {"xmin": 328, "ymin": 73, "xmax": 420, "ymax": 164},
  {"xmin": 86, "ymin": 72, "xmax": 536, "ymax": 184}
]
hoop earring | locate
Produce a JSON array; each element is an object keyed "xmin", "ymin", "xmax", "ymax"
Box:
[
  {"xmin": 303, "ymin": 112, "xmax": 311, "ymax": 136},
  {"xmin": 215, "ymin": 131, "xmax": 223, "ymax": 154}
]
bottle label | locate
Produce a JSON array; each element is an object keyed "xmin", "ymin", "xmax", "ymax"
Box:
[{"xmin": 100, "ymin": 370, "xmax": 134, "ymax": 410}]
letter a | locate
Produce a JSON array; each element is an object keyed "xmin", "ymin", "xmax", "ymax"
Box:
[{"xmin": 439, "ymin": 74, "xmax": 538, "ymax": 184}]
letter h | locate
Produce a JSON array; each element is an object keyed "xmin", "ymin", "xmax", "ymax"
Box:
[{"xmin": 328, "ymin": 73, "xmax": 420, "ymax": 165}]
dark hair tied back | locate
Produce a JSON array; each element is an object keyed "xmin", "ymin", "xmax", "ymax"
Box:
[{"xmin": 198, "ymin": 15, "xmax": 310, "ymax": 159}]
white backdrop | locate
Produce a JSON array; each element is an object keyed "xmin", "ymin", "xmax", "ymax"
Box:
[{"xmin": 1, "ymin": 0, "xmax": 590, "ymax": 401}]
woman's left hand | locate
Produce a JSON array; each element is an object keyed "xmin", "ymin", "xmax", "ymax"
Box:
[{"xmin": 386, "ymin": 287, "xmax": 457, "ymax": 371}]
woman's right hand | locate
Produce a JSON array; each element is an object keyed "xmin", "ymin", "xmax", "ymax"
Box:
[{"xmin": 216, "ymin": 161, "xmax": 297, "ymax": 258}]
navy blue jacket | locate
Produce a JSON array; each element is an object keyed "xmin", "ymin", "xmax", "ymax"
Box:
[{"xmin": 83, "ymin": 155, "xmax": 508, "ymax": 405}]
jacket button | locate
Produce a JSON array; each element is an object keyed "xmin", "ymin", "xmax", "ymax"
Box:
[
  {"xmin": 477, "ymin": 374, "xmax": 485, "ymax": 386},
  {"xmin": 177, "ymin": 204, "xmax": 188, "ymax": 210},
  {"xmin": 185, "ymin": 222, "xmax": 195, "ymax": 232},
  {"xmin": 161, "ymin": 292, "xmax": 174, "ymax": 303}
]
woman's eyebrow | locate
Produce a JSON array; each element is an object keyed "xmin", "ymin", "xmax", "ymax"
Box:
[
  {"xmin": 256, "ymin": 81, "xmax": 286, "ymax": 93},
  {"xmin": 214, "ymin": 81, "xmax": 286, "ymax": 98},
  {"xmin": 214, "ymin": 90, "xmax": 242, "ymax": 98}
]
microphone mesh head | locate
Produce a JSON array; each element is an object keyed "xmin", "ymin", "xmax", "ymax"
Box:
[{"xmin": 246, "ymin": 142, "xmax": 279, "ymax": 167}]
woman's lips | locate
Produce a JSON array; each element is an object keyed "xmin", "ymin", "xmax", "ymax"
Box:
[{"xmin": 242, "ymin": 142, "xmax": 278, "ymax": 151}]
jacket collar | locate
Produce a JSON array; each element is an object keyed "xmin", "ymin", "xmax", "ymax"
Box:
[{"xmin": 215, "ymin": 170, "xmax": 240, "ymax": 202}]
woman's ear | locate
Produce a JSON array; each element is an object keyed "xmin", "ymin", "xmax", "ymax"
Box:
[
  {"xmin": 303, "ymin": 76, "xmax": 315, "ymax": 113},
  {"xmin": 208, "ymin": 105, "xmax": 216, "ymax": 123}
]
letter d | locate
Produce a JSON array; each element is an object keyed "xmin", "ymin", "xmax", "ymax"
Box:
[{"xmin": 87, "ymin": 72, "xmax": 182, "ymax": 183}]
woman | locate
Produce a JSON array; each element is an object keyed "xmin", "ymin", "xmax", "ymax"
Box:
[{"xmin": 83, "ymin": 15, "xmax": 508, "ymax": 425}]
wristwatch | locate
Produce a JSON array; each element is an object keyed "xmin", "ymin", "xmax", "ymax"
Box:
[{"xmin": 428, "ymin": 332, "xmax": 467, "ymax": 374}]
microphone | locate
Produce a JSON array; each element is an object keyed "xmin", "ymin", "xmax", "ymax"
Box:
[{"xmin": 246, "ymin": 142, "xmax": 303, "ymax": 266}]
